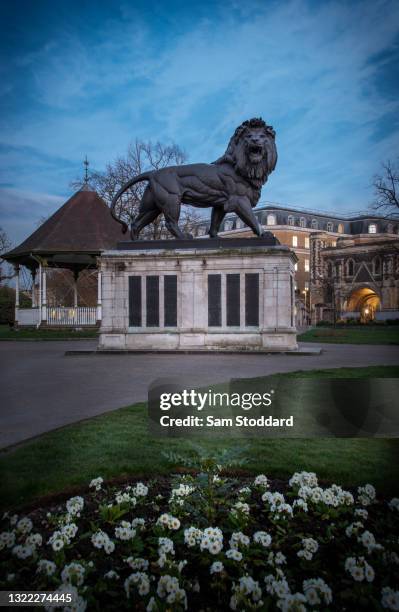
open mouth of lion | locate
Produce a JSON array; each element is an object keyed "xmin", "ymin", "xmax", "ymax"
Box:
[{"xmin": 248, "ymin": 144, "xmax": 263, "ymax": 161}]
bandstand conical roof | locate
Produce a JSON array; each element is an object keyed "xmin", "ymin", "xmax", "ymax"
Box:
[{"xmin": 3, "ymin": 185, "xmax": 124, "ymax": 270}]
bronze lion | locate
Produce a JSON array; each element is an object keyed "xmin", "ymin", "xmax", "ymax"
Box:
[{"xmin": 111, "ymin": 118, "xmax": 277, "ymax": 240}]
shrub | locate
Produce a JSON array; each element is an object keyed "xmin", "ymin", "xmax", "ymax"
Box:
[
  {"xmin": 0, "ymin": 286, "xmax": 31, "ymax": 326},
  {"xmin": 1, "ymin": 466, "xmax": 398, "ymax": 611}
]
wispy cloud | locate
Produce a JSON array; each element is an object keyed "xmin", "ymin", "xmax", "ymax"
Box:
[{"xmin": 0, "ymin": 0, "xmax": 398, "ymax": 245}]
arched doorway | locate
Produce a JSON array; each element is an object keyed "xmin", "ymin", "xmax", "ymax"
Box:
[{"xmin": 346, "ymin": 287, "xmax": 380, "ymax": 322}]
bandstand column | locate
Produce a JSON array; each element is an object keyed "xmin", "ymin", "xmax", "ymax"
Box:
[
  {"xmin": 97, "ymin": 271, "xmax": 102, "ymax": 322},
  {"xmin": 31, "ymin": 270, "xmax": 36, "ymax": 307},
  {"xmin": 14, "ymin": 265, "xmax": 20, "ymax": 325},
  {"xmin": 73, "ymin": 271, "xmax": 79, "ymax": 308},
  {"xmin": 38, "ymin": 262, "xmax": 42, "ymax": 326},
  {"xmin": 42, "ymin": 268, "xmax": 47, "ymax": 322}
]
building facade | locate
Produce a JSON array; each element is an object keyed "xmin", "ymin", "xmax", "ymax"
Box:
[
  {"xmin": 310, "ymin": 233, "xmax": 399, "ymax": 324},
  {"xmin": 198, "ymin": 204, "xmax": 399, "ymax": 324}
]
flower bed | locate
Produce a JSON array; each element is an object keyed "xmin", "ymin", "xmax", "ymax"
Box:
[{"xmin": 1, "ymin": 465, "xmax": 398, "ymax": 611}]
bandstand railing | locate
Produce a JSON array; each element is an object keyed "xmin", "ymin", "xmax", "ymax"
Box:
[{"xmin": 46, "ymin": 307, "xmax": 97, "ymax": 326}]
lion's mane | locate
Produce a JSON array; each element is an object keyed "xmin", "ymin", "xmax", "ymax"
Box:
[{"xmin": 214, "ymin": 117, "xmax": 277, "ymax": 188}]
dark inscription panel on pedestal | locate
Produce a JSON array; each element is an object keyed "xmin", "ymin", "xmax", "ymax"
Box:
[
  {"xmin": 164, "ymin": 275, "xmax": 177, "ymax": 327},
  {"xmin": 208, "ymin": 274, "xmax": 221, "ymax": 327},
  {"xmin": 226, "ymin": 274, "xmax": 240, "ymax": 326},
  {"xmin": 245, "ymin": 273, "xmax": 259, "ymax": 326},
  {"xmin": 146, "ymin": 276, "xmax": 159, "ymax": 327},
  {"xmin": 129, "ymin": 276, "xmax": 142, "ymax": 327}
]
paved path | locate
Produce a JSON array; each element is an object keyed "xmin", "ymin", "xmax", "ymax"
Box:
[{"xmin": 0, "ymin": 340, "xmax": 398, "ymax": 449}]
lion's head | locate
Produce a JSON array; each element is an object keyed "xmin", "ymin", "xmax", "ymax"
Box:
[{"xmin": 214, "ymin": 117, "xmax": 277, "ymax": 188}]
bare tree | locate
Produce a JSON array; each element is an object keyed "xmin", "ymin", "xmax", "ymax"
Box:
[
  {"xmin": 71, "ymin": 140, "xmax": 203, "ymax": 238},
  {"xmin": 0, "ymin": 227, "xmax": 13, "ymax": 285},
  {"xmin": 372, "ymin": 159, "xmax": 399, "ymax": 219}
]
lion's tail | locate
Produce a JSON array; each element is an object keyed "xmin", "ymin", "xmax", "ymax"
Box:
[{"xmin": 111, "ymin": 172, "xmax": 152, "ymax": 233}]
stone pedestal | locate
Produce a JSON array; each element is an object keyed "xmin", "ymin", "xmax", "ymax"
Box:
[{"xmin": 99, "ymin": 237, "xmax": 298, "ymax": 351}]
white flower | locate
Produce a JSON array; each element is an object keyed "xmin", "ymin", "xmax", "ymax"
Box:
[
  {"xmin": 104, "ymin": 570, "xmax": 119, "ymax": 579},
  {"xmin": 157, "ymin": 513, "xmax": 181, "ymax": 530},
  {"xmin": 277, "ymin": 592, "xmax": 307, "ymax": 611},
  {"xmin": 132, "ymin": 482, "xmax": 149, "ymax": 497},
  {"xmin": 293, "ymin": 499, "xmax": 308, "ymax": 513},
  {"xmin": 125, "ymin": 572, "xmax": 150, "ymax": 597},
  {"xmin": 66, "ymin": 496, "xmax": 84, "ymax": 517},
  {"xmin": 12, "ymin": 544, "xmax": 34, "ymax": 559},
  {"xmin": 126, "ymin": 557, "xmax": 149, "ymax": 571},
  {"xmin": 0, "ymin": 531, "xmax": 15, "ymax": 550},
  {"xmin": 381, "ymin": 586, "xmax": 399, "ymax": 610},
  {"xmin": 229, "ymin": 531, "xmax": 250, "ymax": 549},
  {"xmin": 268, "ymin": 551, "xmax": 286, "ymax": 566},
  {"xmin": 354, "ymin": 508, "xmax": 368, "ymax": 520},
  {"xmin": 210, "ymin": 561, "xmax": 224, "ymax": 574},
  {"xmin": 89, "ymin": 476, "xmax": 103, "ymax": 491},
  {"xmin": 357, "ymin": 484, "xmax": 376, "ymax": 506},
  {"xmin": 254, "ymin": 474, "xmax": 269, "ymax": 488},
  {"xmin": 114, "ymin": 490, "xmax": 137, "ymax": 505},
  {"xmin": 226, "ymin": 548, "xmax": 242, "ymax": 561},
  {"xmin": 158, "ymin": 537, "xmax": 175, "ymax": 556},
  {"xmin": 388, "ymin": 498, "xmax": 399, "ymax": 512},
  {"xmin": 132, "ymin": 518, "xmax": 146, "ymax": 530},
  {"xmin": 91, "ymin": 530, "xmax": 115, "ymax": 554},
  {"xmin": 61, "ymin": 562, "xmax": 85, "ymax": 586},
  {"xmin": 157, "ymin": 575, "xmax": 187, "ymax": 608},
  {"xmin": 358, "ymin": 530, "xmax": 382, "ymax": 553},
  {"xmin": 200, "ymin": 527, "xmax": 223, "ymax": 555},
  {"xmin": 303, "ymin": 578, "xmax": 332, "ymax": 605},
  {"xmin": 297, "ymin": 537, "xmax": 319, "ymax": 561},
  {"xmin": 115, "ymin": 521, "xmax": 136, "ymax": 541},
  {"xmin": 26, "ymin": 533, "xmax": 43, "ymax": 548},
  {"xmin": 16, "ymin": 517, "xmax": 33, "ymax": 534},
  {"xmin": 230, "ymin": 575, "xmax": 262, "ymax": 609},
  {"xmin": 289, "ymin": 471, "xmax": 318, "ymax": 489},
  {"xmin": 184, "ymin": 526, "xmax": 203, "ymax": 547},
  {"xmin": 61, "ymin": 522, "xmax": 78, "ymax": 541},
  {"xmin": 345, "ymin": 556, "xmax": 374, "ymax": 582},
  {"xmin": 37, "ymin": 560, "xmax": 56, "ymax": 577},
  {"xmin": 45, "ymin": 585, "xmax": 86, "ymax": 612},
  {"xmin": 230, "ymin": 501, "xmax": 250, "ymax": 518},
  {"xmin": 253, "ymin": 531, "xmax": 272, "ymax": 547}
]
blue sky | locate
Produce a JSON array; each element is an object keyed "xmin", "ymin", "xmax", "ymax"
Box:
[{"xmin": 1, "ymin": 0, "xmax": 399, "ymax": 245}]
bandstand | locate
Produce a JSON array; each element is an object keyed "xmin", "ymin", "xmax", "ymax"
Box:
[{"xmin": 3, "ymin": 185, "xmax": 123, "ymax": 328}]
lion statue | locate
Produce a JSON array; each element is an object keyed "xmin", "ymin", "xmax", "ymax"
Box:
[{"xmin": 111, "ymin": 117, "xmax": 277, "ymax": 240}]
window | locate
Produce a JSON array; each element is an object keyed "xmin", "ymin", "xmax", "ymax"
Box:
[
  {"xmin": 267, "ymin": 214, "xmax": 276, "ymax": 225},
  {"xmin": 288, "ymin": 215, "xmax": 294, "ymax": 226},
  {"xmin": 305, "ymin": 237, "xmax": 310, "ymax": 249},
  {"xmin": 304, "ymin": 281, "xmax": 309, "ymax": 291},
  {"xmin": 335, "ymin": 262, "xmax": 340, "ymax": 277},
  {"xmin": 236, "ymin": 218, "xmax": 244, "ymax": 229},
  {"xmin": 300, "ymin": 217, "xmax": 306, "ymax": 228},
  {"xmin": 292, "ymin": 235, "xmax": 298, "ymax": 247},
  {"xmin": 386, "ymin": 223, "xmax": 394, "ymax": 234},
  {"xmin": 294, "ymin": 263, "xmax": 298, "ymax": 271},
  {"xmin": 224, "ymin": 219, "xmax": 234, "ymax": 231},
  {"xmin": 327, "ymin": 262, "xmax": 332, "ymax": 277},
  {"xmin": 338, "ymin": 223, "xmax": 344, "ymax": 233},
  {"xmin": 368, "ymin": 224, "xmax": 377, "ymax": 234},
  {"xmin": 327, "ymin": 222, "xmax": 333, "ymax": 232},
  {"xmin": 346, "ymin": 260, "xmax": 354, "ymax": 276},
  {"xmin": 311, "ymin": 219, "xmax": 318, "ymax": 229},
  {"xmin": 305, "ymin": 259, "xmax": 309, "ymax": 272},
  {"xmin": 373, "ymin": 257, "xmax": 381, "ymax": 275}
]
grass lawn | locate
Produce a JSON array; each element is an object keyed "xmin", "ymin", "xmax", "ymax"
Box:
[
  {"xmin": 0, "ymin": 324, "xmax": 98, "ymax": 340},
  {"xmin": 1, "ymin": 365, "xmax": 398, "ymax": 511},
  {"xmin": 298, "ymin": 325, "xmax": 399, "ymax": 344}
]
